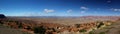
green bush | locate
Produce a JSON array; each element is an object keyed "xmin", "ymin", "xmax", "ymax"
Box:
[
  {"xmin": 89, "ymin": 31, "xmax": 95, "ymax": 34},
  {"xmin": 18, "ymin": 23, "xmax": 23, "ymax": 28},
  {"xmin": 33, "ymin": 26, "xmax": 46, "ymax": 34},
  {"xmin": 75, "ymin": 24, "xmax": 81, "ymax": 28},
  {"xmin": 79, "ymin": 29, "xmax": 87, "ymax": 32},
  {"xmin": 97, "ymin": 22, "xmax": 104, "ymax": 28},
  {"xmin": 0, "ymin": 21, "xmax": 3, "ymax": 24},
  {"xmin": 99, "ymin": 32, "xmax": 105, "ymax": 34}
]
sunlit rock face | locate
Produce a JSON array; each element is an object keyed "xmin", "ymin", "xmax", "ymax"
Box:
[{"xmin": 0, "ymin": 14, "xmax": 6, "ymax": 18}]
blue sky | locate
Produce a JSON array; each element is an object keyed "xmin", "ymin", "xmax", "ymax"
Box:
[{"xmin": 0, "ymin": 0, "xmax": 120, "ymax": 16}]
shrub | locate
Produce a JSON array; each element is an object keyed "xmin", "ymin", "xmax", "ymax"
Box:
[
  {"xmin": 18, "ymin": 23, "xmax": 23, "ymax": 28},
  {"xmin": 99, "ymin": 32, "xmax": 105, "ymax": 34},
  {"xmin": 75, "ymin": 24, "xmax": 81, "ymax": 28},
  {"xmin": 33, "ymin": 26, "xmax": 46, "ymax": 34},
  {"xmin": 79, "ymin": 29, "xmax": 87, "ymax": 32},
  {"xmin": 0, "ymin": 21, "xmax": 3, "ymax": 24},
  {"xmin": 97, "ymin": 22, "xmax": 104, "ymax": 28},
  {"xmin": 89, "ymin": 31, "xmax": 95, "ymax": 34}
]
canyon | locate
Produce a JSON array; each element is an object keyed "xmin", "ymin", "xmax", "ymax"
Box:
[{"xmin": 0, "ymin": 15, "xmax": 120, "ymax": 34}]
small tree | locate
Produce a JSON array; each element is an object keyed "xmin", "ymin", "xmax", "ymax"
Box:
[
  {"xmin": 75, "ymin": 24, "xmax": 81, "ymax": 28},
  {"xmin": 89, "ymin": 31, "xmax": 95, "ymax": 34},
  {"xmin": 97, "ymin": 21, "xmax": 104, "ymax": 28},
  {"xmin": 79, "ymin": 29, "xmax": 87, "ymax": 32},
  {"xmin": 0, "ymin": 21, "xmax": 3, "ymax": 24},
  {"xmin": 99, "ymin": 32, "xmax": 105, "ymax": 34},
  {"xmin": 33, "ymin": 26, "xmax": 46, "ymax": 34},
  {"xmin": 18, "ymin": 23, "xmax": 23, "ymax": 28}
]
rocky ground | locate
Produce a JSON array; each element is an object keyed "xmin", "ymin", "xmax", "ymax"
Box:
[
  {"xmin": 0, "ymin": 24, "xmax": 30, "ymax": 34},
  {"xmin": 92, "ymin": 19, "xmax": 120, "ymax": 34},
  {"xmin": 0, "ymin": 14, "xmax": 120, "ymax": 34},
  {"xmin": 0, "ymin": 18, "xmax": 119, "ymax": 34}
]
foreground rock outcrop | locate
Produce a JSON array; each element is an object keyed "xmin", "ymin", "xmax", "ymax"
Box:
[{"xmin": 0, "ymin": 14, "xmax": 6, "ymax": 18}]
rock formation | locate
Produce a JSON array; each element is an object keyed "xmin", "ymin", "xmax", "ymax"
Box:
[{"xmin": 0, "ymin": 14, "xmax": 6, "ymax": 18}]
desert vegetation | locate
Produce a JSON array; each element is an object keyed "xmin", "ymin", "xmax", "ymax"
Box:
[
  {"xmin": 0, "ymin": 14, "xmax": 120, "ymax": 34},
  {"xmin": 0, "ymin": 18, "xmax": 117, "ymax": 34}
]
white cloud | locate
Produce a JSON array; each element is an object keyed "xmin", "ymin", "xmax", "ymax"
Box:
[
  {"xmin": 80, "ymin": 6, "xmax": 88, "ymax": 10},
  {"xmin": 107, "ymin": 1, "xmax": 111, "ymax": 3},
  {"xmin": 111, "ymin": 8, "xmax": 120, "ymax": 11},
  {"xmin": 79, "ymin": 6, "xmax": 88, "ymax": 14},
  {"xmin": 44, "ymin": 9, "xmax": 54, "ymax": 13},
  {"xmin": 80, "ymin": 11, "xmax": 85, "ymax": 14},
  {"xmin": 67, "ymin": 9, "xmax": 72, "ymax": 13}
]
